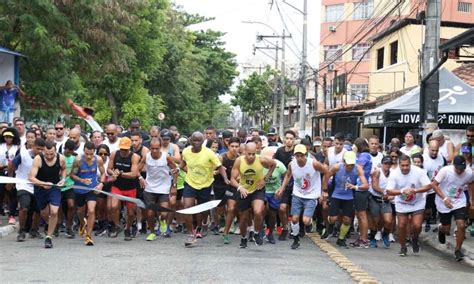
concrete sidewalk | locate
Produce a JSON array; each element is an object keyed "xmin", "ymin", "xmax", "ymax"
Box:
[
  {"xmin": 420, "ymin": 224, "xmax": 474, "ymax": 267},
  {"xmin": 0, "ymin": 215, "xmax": 16, "ymax": 238}
]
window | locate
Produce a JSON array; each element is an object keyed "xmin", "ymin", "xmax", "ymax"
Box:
[
  {"xmin": 390, "ymin": 41, "xmax": 398, "ymax": 65},
  {"xmin": 458, "ymin": 1, "xmax": 472, "ymax": 13},
  {"xmin": 376, "ymin": 47, "xmax": 384, "ymax": 70},
  {"xmin": 324, "ymin": 45, "xmax": 342, "ymax": 62},
  {"xmin": 353, "ymin": 0, "xmax": 374, "ymax": 20},
  {"xmin": 325, "ymin": 4, "xmax": 344, "ymax": 22},
  {"xmin": 352, "ymin": 43, "xmax": 370, "ymax": 60},
  {"xmin": 349, "ymin": 84, "xmax": 368, "ymax": 101}
]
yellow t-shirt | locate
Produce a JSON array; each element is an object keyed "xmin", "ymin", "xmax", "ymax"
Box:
[
  {"xmin": 239, "ymin": 155, "xmax": 264, "ymax": 194},
  {"xmin": 183, "ymin": 146, "xmax": 221, "ymax": 190}
]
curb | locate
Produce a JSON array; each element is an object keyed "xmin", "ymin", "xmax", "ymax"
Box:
[
  {"xmin": 419, "ymin": 232, "xmax": 474, "ymax": 267},
  {"xmin": 307, "ymin": 233, "xmax": 379, "ymax": 284},
  {"xmin": 0, "ymin": 224, "xmax": 16, "ymax": 238}
]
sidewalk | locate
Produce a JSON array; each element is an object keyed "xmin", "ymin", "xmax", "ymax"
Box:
[
  {"xmin": 420, "ymin": 224, "xmax": 474, "ymax": 267},
  {"xmin": 0, "ymin": 215, "xmax": 16, "ymax": 238}
]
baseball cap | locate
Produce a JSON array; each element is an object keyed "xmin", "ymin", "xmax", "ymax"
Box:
[
  {"xmin": 222, "ymin": 130, "xmax": 233, "ymax": 139},
  {"xmin": 2, "ymin": 131, "xmax": 14, "ymax": 137},
  {"xmin": 267, "ymin": 127, "xmax": 277, "ymax": 135},
  {"xmin": 118, "ymin": 137, "xmax": 132, "ymax": 150},
  {"xmin": 343, "ymin": 151, "xmax": 357, "ymax": 165},
  {"xmin": 381, "ymin": 156, "xmax": 392, "ymax": 164},
  {"xmin": 160, "ymin": 129, "xmax": 172, "ymax": 139},
  {"xmin": 313, "ymin": 140, "xmax": 322, "ymax": 146},
  {"xmin": 453, "ymin": 155, "xmax": 467, "ymax": 170},
  {"xmin": 432, "ymin": 129, "xmax": 443, "ymax": 139},
  {"xmin": 294, "ymin": 144, "xmax": 307, "ymax": 155}
]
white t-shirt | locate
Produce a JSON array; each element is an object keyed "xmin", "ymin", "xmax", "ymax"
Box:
[
  {"xmin": 370, "ymin": 168, "xmax": 390, "ymax": 197},
  {"xmin": 290, "ymin": 158, "xmax": 321, "ymax": 199},
  {"xmin": 386, "ymin": 166, "xmax": 431, "ymax": 213},
  {"xmin": 328, "ymin": 147, "xmax": 346, "ymax": 167},
  {"xmin": 400, "ymin": 145, "xmax": 422, "ymax": 157},
  {"xmin": 434, "ymin": 165, "xmax": 473, "ymax": 213},
  {"xmin": 104, "ymin": 138, "xmax": 121, "ymax": 153},
  {"xmin": 144, "ymin": 152, "xmax": 171, "ymax": 194},
  {"xmin": 370, "ymin": 152, "xmax": 384, "ymax": 170},
  {"xmin": 423, "ymin": 153, "xmax": 445, "ymax": 194}
]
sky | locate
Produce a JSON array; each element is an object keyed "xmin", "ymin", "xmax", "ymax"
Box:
[{"xmin": 173, "ymin": 0, "xmax": 321, "ymax": 81}]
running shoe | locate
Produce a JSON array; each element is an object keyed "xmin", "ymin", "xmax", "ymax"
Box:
[
  {"xmin": 79, "ymin": 222, "xmax": 87, "ymax": 238},
  {"xmin": 455, "ymin": 250, "xmax": 464, "ymax": 262},
  {"xmin": 8, "ymin": 216, "xmax": 16, "ymax": 225},
  {"xmin": 223, "ymin": 234, "xmax": 230, "ymax": 244},
  {"xmin": 336, "ymin": 238, "xmax": 348, "ymax": 248},
  {"xmin": 200, "ymin": 225, "xmax": 208, "ymax": 238},
  {"xmin": 124, "ymin": 229, "xmax": 132, "ymax": 241},
  {"xmin": 254, "ymin": 232, "xmax": 263, "ymax": 246},
  {"xmin": 95, "ymin": 225, "xmax": 108, "ymax": 237},
  {"xmin": 279, "ymin": 229, "xmax": 288, "ymax": 241},
  {"xmin": 375, "ymin": 231, "xmax": 382, "ymax": 241},
  {"xmin": 44, "ymin": 236, "xmax": 53, "ymax": 249},
  {"xmin": 164, "ymin": 227, "xmax": 172, "ymax": 238},
  {"xmin": 17, "ymin": 230, "xmax": 26, "ymax": 242},
  {"xmin": 291, "ymin": 236, "xmax": 300, "ymax": 249},
  {"xmin": 239, "ymin": 237, "xmax": 248, "ymax": 249},
  {"xmin": 85, "ymin": 235, "xmax": 94, "ymax": 246},
  {"xmin": 211, "ymin": 224, "xmax": 220, "ymax": 235},
  {"xmin": 195, "ymin": 227, "xmax": 203, "ymax": 239},
  {"xmin": 234, "ymin": 225, "xmax": 240, "ymax": 235},
  {"xmin": 66, "ymin": 228, "xmax": 75, "ymax": 239},
  {"xmin": 131, "ymin": 224, "xmax": 138, "ymax": 238},
  {"xmin": 185, "ymin": 234, "xmax": 196, "ymax": 247},
  {"xmin": 249, "ymin": 231, "xmax": 255, "ymax": 242},
  {"xmin": 389, "ymin": 233, "xmax": 396, "ymax": 243},
  {"xmin": 174, "ymin": 224, "xmax": 183, "ymax": 233},
  {"xmin": 160, "ymin": 220, "xmax": 167, "ymax": 234},
  {"xmin": 369, "ymin": 239, "xmax": 377, "ymax": 248},
  {"xmin": 266, "ymin": 232, "xmax": 276, "ymax": 244},
  {"xmin": 438, "ymin": 225, "xmax": 446, "ymax": 244},
  {"xmin": 53, "ymin": 227, "xmax": 59, "ymax": 238},
  {"xmin": 59, "ymin": 223, "xmax": 66, "ymax": 233},
  {"xmin": 146, "ymin": 232, "xmax": 157, "ymax": 241},
  {"xmin": 108, "ymin": 226, "xmax": 120, "ymax": 238},
  {"xmin": 424, "ymin": 223, "xmax": 431, "ymax": 232},
  {"xmin": 411, "ymin": 237, "xmax": 420, "ymax": 254},
  {"xmin": 382, "ymin": 232, "xmax": 390, "ymax": 248},
  {"xmin": 398, "ymin": 247, "xmax": 407, "ymax": 257},
  {"xmin": 29, "ymin": 229, "xmax": 42, "ymax": 239}
]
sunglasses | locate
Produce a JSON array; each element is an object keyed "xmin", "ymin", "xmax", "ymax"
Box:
[{"xmin": 55, "ymin": 127, "xmax": 63, "ymax": 130}]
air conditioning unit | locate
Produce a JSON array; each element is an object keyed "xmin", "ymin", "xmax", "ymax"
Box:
[
  {"xmin": 329, "ymin": 26, "xmax": 337, "ymax": 32},
  {"xmin": 328, "ymin": 63, "xmax": 335, "ymax": 71}
]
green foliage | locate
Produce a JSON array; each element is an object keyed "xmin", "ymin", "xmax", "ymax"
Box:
[{"xmin": 0, "ymin": 0, "xmax": 237, "ymax": 132}]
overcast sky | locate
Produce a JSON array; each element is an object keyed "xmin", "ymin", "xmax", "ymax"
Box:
[{"xmin": 174, "ymin": 0, "xmax": 321, "ymax": 80}]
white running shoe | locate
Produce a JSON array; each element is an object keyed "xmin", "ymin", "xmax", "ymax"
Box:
[
  {"xmin": 375, "ymin": 231, "xmax": 382, "ymax": 241},
  {"xmin": 389, "ymin": 233, "xmax": 396, "ymax": 243}
]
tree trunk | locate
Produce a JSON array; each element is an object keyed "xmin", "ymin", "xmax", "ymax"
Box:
[{"xmin": 106, "ymin": 92, "xmax": 119, "ymax": 124}]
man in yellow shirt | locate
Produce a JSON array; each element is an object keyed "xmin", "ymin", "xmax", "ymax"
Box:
[
  {"xmin": 231, "ymin": 142, "xmax": 276, "ymax": 248},
  {"xmin": 180, "ymin": 132, "xmax": 229, "ymax": 247}
]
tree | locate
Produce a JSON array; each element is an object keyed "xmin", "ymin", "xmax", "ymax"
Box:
[{"xmin": 232, "ymin": 67, "xmax": 277, "ymax": 129}]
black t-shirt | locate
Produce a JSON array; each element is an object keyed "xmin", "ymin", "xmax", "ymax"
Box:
[
  {"xmin": 274, "ymin": 146, "xmax": 294, "ymax": 167},
  {"xmin": 314, "ymin": 152, "xmax": 325, "ymax": 164}
]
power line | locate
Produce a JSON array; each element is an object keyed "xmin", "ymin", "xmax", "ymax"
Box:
[{"xmin": 274, "ymin": 0, "xmax": 302, "ymax": 55}]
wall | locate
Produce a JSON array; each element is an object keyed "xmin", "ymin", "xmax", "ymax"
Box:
[
  {"xmin": 0, "ymin": 53, "xmax": 15, "ymax": 86},
  {"xmin": 368, "ymin": 24, "xmax": 471, "ymax": 97}
]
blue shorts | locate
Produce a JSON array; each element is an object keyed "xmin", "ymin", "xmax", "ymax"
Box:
[
  {"xmin": 265, "ymin": 193, "xmax": 281, "ymax": 210},
  {"xmin": 291, "ymin": 195, "xmax": 317, "ymax": 217},
  {"xmin": 182, "ymin": 183, "xmax": 212, "ymax": 205},
  {"xmin": 34, "ymin": 186, "xmax": 61, "ymax": 210}
]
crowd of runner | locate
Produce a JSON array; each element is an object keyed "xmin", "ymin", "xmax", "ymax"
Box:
[{"xmin": 0, "ymin": 117, "xmax": 473, "ymax": 261}]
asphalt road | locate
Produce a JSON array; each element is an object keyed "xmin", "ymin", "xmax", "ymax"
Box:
[{"xmin": 0, "ymin": 231, "xmax": 352, "ymax": 283}]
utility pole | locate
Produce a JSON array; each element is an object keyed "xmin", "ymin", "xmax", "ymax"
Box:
[
  {"xmin": 420, "ymin": 0, "xmax": 441, "ymax": 143},
  {"xmin": 323, "ymin": 73, "xmax": 327, "ymax": 137},
  {"xmin": 254, "ymin": 43, "xmax": 279, "ymax": 126},
  {"xmin": 298, "ymin": 0, "xmax": 308, "ymax": 138},
  {"xmin": 333, "ymin": 70, "xmax": 338, "ymax": 108},
  {"xmin": 279, "ymin": 30, "xmax": 287, "ymax": 138}
]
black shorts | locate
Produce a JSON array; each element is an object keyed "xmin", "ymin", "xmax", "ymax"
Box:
[
  {"xmin": 75, "ymin": 191, "xmax": 97, "ymax": 207},
  {"xmin": 425, "ymin": 193, "xmax": 436, "ymax": 210},
  {"xmin": 182, "ymin": 183, "xmax": 212, "ymax": 205},
  {"xmin": 280, "ymin": 185, "xmax": 293, "ymax": 205},
  {"xmin": 329, "ymin": 197, "xmax": 354, "ymax": 218},
  {"xmin": 354, "ymin": 191, "xmax": 370, "ymax": 211},
  {"xmin": 61, "ymin": 188, "xmax": 75, "ymax": 201},
  {"xmin": 439, "ymin": 208, "xmax": 466, "ymax": 226},
  {"xmin": 17, "ymin": 190, "xmax": 39, "ymax": 212},
  {"xmin": 97, "ymin": 183, "xmax": 111, "ymax": 199},
  {"xmin": 143, "ymin": 191, "xmax": 169, "ymax": 206},
  {"xmin": 213, "ymin": 186, "xmax": 237, "ymax": 203},
  {"xmin": 237, "ymin": 190, "xmax": 265, "ymax": 211},
  {"xmin": 177, "ymin": 188, "xmax": 183, "ymax": 200}
]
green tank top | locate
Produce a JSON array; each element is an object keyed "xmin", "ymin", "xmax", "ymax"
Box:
[{"xmin": 62, "ymin": 155, "xmax": 76, "ymax": 192}]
